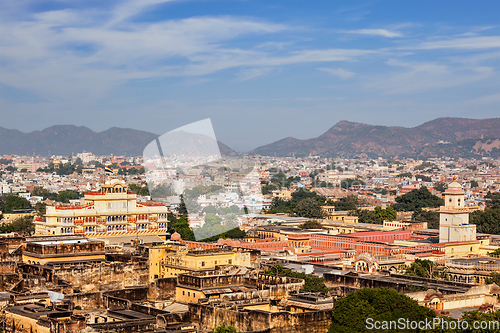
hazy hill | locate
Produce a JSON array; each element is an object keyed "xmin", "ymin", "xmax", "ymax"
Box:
[
  {"xmin": 250, "ymin": 117, "xmax": 500, "ymax": 158},
  {"xmin": 0, "ymin": 125, "xmax": 236, "ymax": 156}
]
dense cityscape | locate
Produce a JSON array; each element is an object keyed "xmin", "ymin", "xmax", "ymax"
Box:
[{"xmin": 0, "ymin": 150, "xmax": 499, "ymax": 332}]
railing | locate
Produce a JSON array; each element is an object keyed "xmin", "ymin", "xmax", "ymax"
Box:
[
  {"xmin": 34, "ymin": 217, "xmax": 46, "ymax": 223},
  {"xmin": 74, "ymin": 220, "xmax": 84, "ymax": 224},
  {"xmin": 137, "ymin": 202, "xmax": 166, "ymax": 207},
  {"xmin": 74, "ymin": 230, "xmax": 85, "ymax": 234},
  {"xmin": 127, "ymin": 217, "xmax": 137, "ymax": 222}
]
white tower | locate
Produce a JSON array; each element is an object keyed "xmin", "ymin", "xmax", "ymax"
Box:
[{"xmin": 439, "ymin": 180, "xmax": 476, "ymax": 243}]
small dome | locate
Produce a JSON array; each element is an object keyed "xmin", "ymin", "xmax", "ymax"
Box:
[
  {"xmin": 445, "ymin": 181, "xmax": 464, "ymax": 194},
  {"xmin": 171, "ymin": 232, "xmax": 181, "ymax": 241}
]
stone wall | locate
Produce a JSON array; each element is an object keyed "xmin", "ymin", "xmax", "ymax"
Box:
[
  {"xmin": 148, "ymin": 277, "xmax": 177, "ymax": 301},
  {"xmin": 52, "ymin": 262, "xmax": 148, "ymax": 292},
  {"xmin": 187, "ymin": 303, "xmax": 332, "ymax": 333}
]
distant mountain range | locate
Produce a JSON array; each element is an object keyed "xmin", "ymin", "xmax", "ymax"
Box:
[
  {"xmin": 0, "ymin": 125, "xmax": 236, "ymax": 156},
  {"xmin": 2, "ymin": 118, "xmax": 500, "ymax": 158},
  {"xmin": 250, "ymin": 117, "xmax": 500, "ymax": 158}
]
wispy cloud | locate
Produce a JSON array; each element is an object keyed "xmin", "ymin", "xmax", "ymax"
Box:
[
  {"xmin": 318, "ymin": 68, "xmax": 355, "ymax": 79},
  {"xmin": 344, "ymin": 28, "xmax": 402, "ymax": 38},
  {"xmin": 410, "ymin": 36, "xmax": 500, "ymax": 50},
  {"xmin": 368, "ymin": 60, "xmax": 495, "ymax": 95}
]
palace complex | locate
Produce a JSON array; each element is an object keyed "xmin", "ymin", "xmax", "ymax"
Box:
[{"xmin": 34, "ymin": 179, "xmax": 170, "ymax": 238}]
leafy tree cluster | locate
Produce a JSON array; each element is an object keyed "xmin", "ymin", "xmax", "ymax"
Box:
[
  {"xmin": 128, "ymin": 183, "xmax": 150, "ymax": 196},
  {"xmin": 265, "ymin": 265, "xmax": 328, "ymax": 293},
  {"xmin": 299, "ymin": 219, "xmax": 323, "ymax": 229},
  {"xmin": 31, "ymin": 187, "xmax": 80, "ymax": 203},
  {"xmin": 270, "ymin": 171, "xmax": 300, "ymax": 189},
  {"xmin": 412, "ymin": 208, "xmax": 440, "ymax": 229},
  {"xmin": 183, "ymin": 185, "xmax": 223, "ymax": 201},
  {"xmin": 433, "ymin": 182, "xmax": 448, "ymax": 192},
  {"xmin": 397, "ymin": 172, "xmax": 412, "ymax": 178},
  {"xmin": 117, "ymin": 167, "xmax": 145, "ymax": 175},
  {"xmin": 0, "ymin": 215, "xmax": 35, "ymax": 235},
  {"xmin": 149, "ymin": 183, "xmax": 173, "ymax": 198},
  {"xmin": 0, "ymin": 194, "xmax": 32, "ymax": 213},
  {"xmin": 404, "ymin": 259, "xmax": 446, "ymax": 279},
  {"xmin": 470, "ymin": 192, "xmax": 500, "ymax": 234},
  {"xmin": 373, "ymin": 187, "xmax": 388, "ymax": 195},
  {"xmin": 415, "ymin": 174, "xmax": 432, "ymax": 182},
  {"xmin": 392, "ymin": 187, "xmax": 444, "ymax": 212},
  {"xmin": 167, "ymin": 213, "xmax": 195, "ymax": 241},
  {"xmin": 266, "ymin": 189, "xmax": 328, "ymax": 218},
  {"xmin": 351, "ymin": 206, "xmax": 397, "ymax": 225},
  {"xmin": 340, "ymin": 178, "xmax": 365, "ymax": 189},
  {"xmin": 0, "ymin": 158, "xmax": 13, "ymax": 165},
  {"xmin": 470, "ymin": 180, "xmax": 479, "ymax": 188},
  {"xmin": 37, "ymin": 162, "xmax": 83, "ymax": 175},
  {"xmin": 329, "ymin": 288, "xmax": 435, "ymax": 333},
  {"xmin": 333, "ymin": 194, "xmax": 366, "ymax": 211},
  {"xmin": 202, "ymin": 204, "xmax": 244, "ymax": 216},
  {"xmin": 414, "ymin": 161, "xmax": 435, "ymax": 171}
]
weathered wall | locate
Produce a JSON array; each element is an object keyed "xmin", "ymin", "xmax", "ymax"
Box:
[
  {"xmin": 187, "ymin": 303, "xmax": 332, "ymax": 333},
  {"xmin": 53, "ymin": 262, "xmax": 148, "ymax": 292},
  {"xmin": 87, "ymin": 319, "xmax": 156, "ymax": 333},
  {"xmin": 148, "ymin": 277, "xmax": 177, "ymax": 301}
]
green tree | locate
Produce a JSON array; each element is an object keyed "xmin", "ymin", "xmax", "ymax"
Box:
[
  {"xmin": 415, "ymin": 174, "xmax": 432, "ymax": 182},
  {"xmin": 328, "ymin": 288, "xmax": 435, "ymax": 333},
  {"xmin": 333, "ymin": 195, "xmax": 365, "ymax": 211},
  {"xmin": 56, "ymin": 190, "xmax": 80, "ymax": 203},
  {"xmin": 470, "ymin": 180, "xmax": 479, "ymax": 189},
  {"xmin": 433, "ymin": 182, "xmax": 448, "ymax": 192},
  {"xmin": 405, "ymin": 259, "xmax": 438, "ymax": 279},
  {"xmin": 0, "ymin": 194, "xmax": 32, "ymax": 213},
  {"xmin": 34, "ymin": 202, "xmax": 47, "ymax": 217},
  {"xmin": 299, "ymin": 220, "xmax": 323, "ymax": 229},
  {"xmin": 211, "ymin": 323, "xmax": 240, "ymax": 333},
  {"xmin": 168, "ymin": 215, "xmax": 195, "ymax": 241},
  {"xmin": 265, "ymin": 265, "xmax": 328, "ymax": 293},
  {"xmin": 294, "ymin": 198, "xmax": 324, "ymax": 218},
  {"xmin": 412, "ymin": 208, "xmax": 440, "ymax": 229},
  {"xmin": 178, "ymin": 195, "xmax": 188, "ymax": 215},
  {"xmin": 392, "ymin": 187, "xmax": 444, "ymax": 212},
  {"xmin": 0, "ymin": 215, "xmax": 35, "ymax": 235}
]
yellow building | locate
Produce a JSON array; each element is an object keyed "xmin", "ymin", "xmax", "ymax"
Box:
[
  {"xmin": 148, "ymin": 240, "xmax": 251, "ymax": 282},
  {"xmin": 34, "ymin": 179, "xmax": 169, "ymax": 237},
  {"xmin": 321, "ymin": 206, "xmax": 359, "ymax": 223}
]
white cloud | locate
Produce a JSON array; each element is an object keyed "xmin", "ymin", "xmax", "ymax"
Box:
[
  {"xmin": 318, "ymin": 68, "xmax": 355, "ymax": 79},
  {"xmin": 345, "ymin": 28, "xmax": 402, "ymax": 38},
  {"xmin": 367, "ymin": 60, "xmax": 495, "ymax": 95},
  {"xmin": 411, "ymin": 36, "xmax": 500, "ymax": 50}
]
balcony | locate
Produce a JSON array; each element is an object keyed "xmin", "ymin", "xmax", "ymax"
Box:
[{"xmin": 74, "ymin": 219, "xmax": 84, "ymax": 224}]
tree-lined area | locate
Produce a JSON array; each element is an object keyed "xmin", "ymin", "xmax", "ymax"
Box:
[{"xmin": 265, "ymin": 265, "xmax": 328, "ymax": 293}]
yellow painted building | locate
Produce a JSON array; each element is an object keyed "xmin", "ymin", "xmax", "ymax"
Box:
[
  {"xmin": 148, "ymin": 243, "xmax": 251, "ymax": 282},
  {"xmin": 34, "ymin": 179, "xmax": 170, "ymax": 237}
]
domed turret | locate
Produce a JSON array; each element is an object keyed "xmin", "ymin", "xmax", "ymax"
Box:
[{"xmin": 171, "ymin": 232, "xmax": 181, "ymax": 241}]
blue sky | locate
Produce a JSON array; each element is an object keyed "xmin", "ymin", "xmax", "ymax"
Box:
[{"xmin": 1, "ymin": 0, "xmax": 499, "ymax": 152}]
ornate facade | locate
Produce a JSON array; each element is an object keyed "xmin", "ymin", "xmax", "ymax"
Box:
[{"xmin": 34, "ymin": 179, "xmax": 169, "ymax": 237}]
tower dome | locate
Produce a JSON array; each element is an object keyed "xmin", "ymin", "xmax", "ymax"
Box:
[
  {"xmin": 171, "ymin": 232, "xmax": 181, "ymax": 241},
  {"xmin": 445, "ymin": 181, "xmax": 464, "ymax": 194}
]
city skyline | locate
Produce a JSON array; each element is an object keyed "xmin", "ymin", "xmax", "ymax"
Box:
[{"xmin": 1, "ymin": 0, "xmax": 499, "ymax": 152}]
